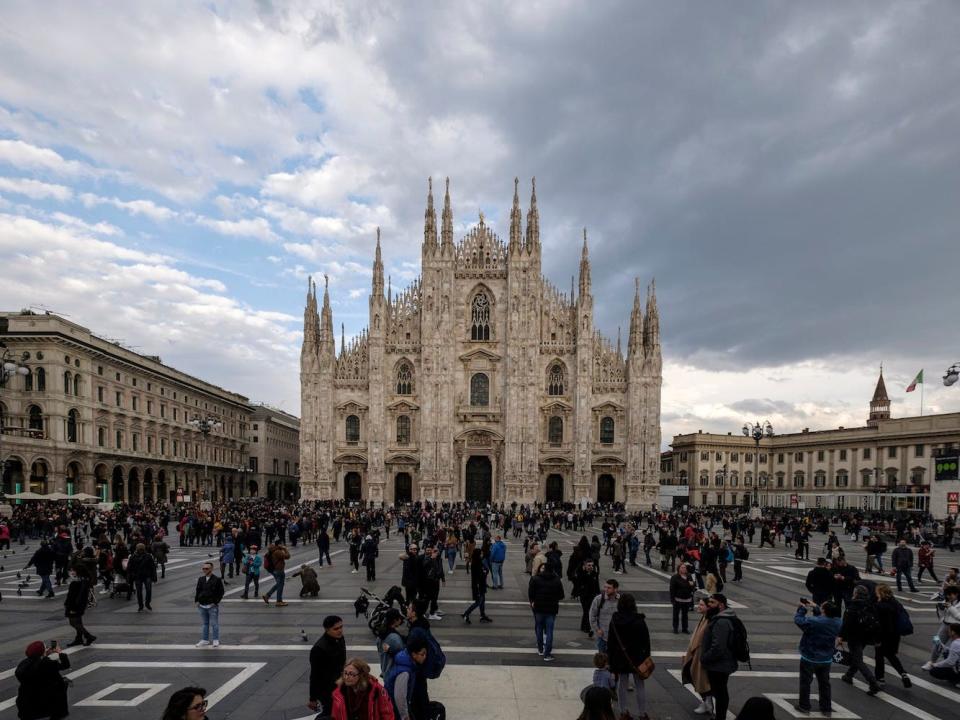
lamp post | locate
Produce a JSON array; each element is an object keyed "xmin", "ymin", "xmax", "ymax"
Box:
[
  {"xmin": 742, "ymin": 420, "xmax": 773, "ymax": 509},
  {"xmin": 188, "ymin": 415, "xmax": 222, "ymax": 500},
  {"xmin": 944, "ymin": 363, "xmax": 960, "ymax": 387},
  {"xmin": 1, "ymin": 343, "xmax": 30, "ymax": 497},
  {"xmin": 236, "ymin": 465, "xmax": 250, "ymax": 500}
]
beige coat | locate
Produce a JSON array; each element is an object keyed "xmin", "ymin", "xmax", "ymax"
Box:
[{"xmin": 681, "ymin": 613, "xmax": 711, "ymax": 694}]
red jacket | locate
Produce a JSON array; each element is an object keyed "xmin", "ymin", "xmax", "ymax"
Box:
[
  {"xmin": 918, "ymin": 546, "xmax": 934, "ymax": 567},
  {"xmin": 330, "ymin": 678, "xmax": 395, "ymax": 720}
]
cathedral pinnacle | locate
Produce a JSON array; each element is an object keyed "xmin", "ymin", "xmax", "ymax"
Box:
[
  {"xmin": 578, "ymin": 227, "xmax": 591, "ymax": 297},
  {"xmin": 525, "ymin": 177, "xmax": 540, "ymax": 253},
  {"xmin": 372, "ymin": 227, "xmax": 384, "ymax": 296},
  {"xmin": 628, "ymin": 277, "xmax": 644, "ymax": 357},
  {"xmin": 423, "ymin": 176, "xmax": 438, "ymax": 253},
  {"xmin": 509, "ymin": 177, "xmax": 522, "ymax": 253},
  {"xmin": 642, "ymin": 279, "xmax": 660, "ymax": 354},
  {"xmin": 441, "ymin": 177, "xmax": 453, "ymax": 254}
]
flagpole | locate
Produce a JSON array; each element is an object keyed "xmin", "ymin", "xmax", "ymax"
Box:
[{"xmin": 921, "ymin": 377, "xmax": 924, "ymax": 416}]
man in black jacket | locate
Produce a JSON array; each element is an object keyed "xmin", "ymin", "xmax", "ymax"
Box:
[
  {"xmin": 805, "ymin": 558, "xmax": 835, "ymax": 605},
  {"xmin": 194, "ymin": 562, "xmax": 225, "ymax": 647},
  {"xmin": 400, "ymin": 543, "xmax": 420, "ymax": 605},
  {"xmin": 308, "ymin": 615, "xmax": 346, "ymax": 716},
  {"xmin": 127, "ymin": 543, "xmax": 158, "ymax": 611},
  {"xmin": 669, "ymin": 563, "xmax": 696, "ymax": 633},
  {"xmin": 528, "ymin": 564, "xmax": 565, "ymax": 661}
]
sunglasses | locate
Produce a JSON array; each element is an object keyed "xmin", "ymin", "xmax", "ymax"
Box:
[{"xmin": 189, "ymin": 699, "xmax": 208, "ymax": 711}]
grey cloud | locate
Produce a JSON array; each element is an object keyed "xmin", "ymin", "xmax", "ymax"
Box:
[{"xmin": 728, "ymin": 399, "xmax": 808, "ymax": 417}]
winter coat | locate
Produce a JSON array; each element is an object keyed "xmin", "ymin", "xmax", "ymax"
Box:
[
  {"xmin": 64, "ymin": 577, "xmax": 90, "ymax": 617},
  {"xmin": 573, "ymin": 565, "xmax": 600, "ymax": 602},
  {"xmin": 607, "ymin": 611, "xmax": 651, "ymax": 675},
  {"xmin": 243, "ymin": 553, "xmax": 263, "ymax": 577},
  {"xmin": 126, "ymin": 550, "xmax": 157, "ymax": 582},
  {"xmin": 378, "ymin": 628, "xmax": 406, "ymax": 680},
  {"xmin": 545, "ymin": 549, "xmax": 563, "ymax": 577},
  {"xmin": 268, "ymin": 545, "xmax": 290, "ymax": 573},
  {"xmin": 15, "ymin": 653, "xmax": 71, "ymax": 720},
  {"xmin": 805, "ymin": 566, "xmax": 834, "ymax": 597},
  {"xmin": 400, "ymin": 553, "xmax": 419, "ymax": 588},
  {"xmin": 528, "ymin": 569, "xmax": 565, "ymax": 615},
  {"xmin": 489, "ymin": 540, "xmax": 506, "ymax": 563},
  {"xmin": 310, "ymin": 632, "xmax": 347, "ymax": 708},
  {"xmin": 293, "ymin": 566, "xmax": 320, "ymax": 595},
  {"xmin": 150, "ymin": 539, "xmax": 170, "ymax": 564},
  {"xmin": 330, "ymin": 677, "xmax": 395, "ymax": 720},
  {"xmin": 26, "ymin": 545, "xmax": 56, "ymax": 576},
  {"xmin": 700, "ymin": 609, "xmax": 740, "ymax": 674},
  {"xmin": 891, "ymin": 546, "xmax": 914, "ymax": 570},
  {"xmin": 470, "ymin": 558, "xmax": 488, "ymax": 600},
  {"xmin": 839, "ymin": 599, "xmax": 877, "ymax": 645},
  {"xmin": 795, "ymin": 606, "xmax": 842, "ymax": 663},
  {"xmin": 670, "ymin": 572, "xmax": 696, "ymax": 603},
  {"xmin": 681, "ymin": 613, "xmax": 712, "ymax": 694}
]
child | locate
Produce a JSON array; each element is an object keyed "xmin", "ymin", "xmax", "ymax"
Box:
[{"xmin": 592, "ymin": 652, "xmax": 617, "ymax": 698}]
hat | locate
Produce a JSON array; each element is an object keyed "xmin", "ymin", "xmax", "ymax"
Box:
[
  {"xmin": 694, "ymin": 590, "xmax": 710, "ymax": 601},
  {"xmin": 250, "ymin": 545, "xmax": 258, "ymax": 550},
  {"xmin": 25, "ymin": 641, "xmax": 45, "ymax": 658}
]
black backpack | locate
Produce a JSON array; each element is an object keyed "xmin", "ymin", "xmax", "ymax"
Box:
[
  {"xmin": 859, "ymin": 606, "xmax": 882, "ymax": 644},
  {"xmin": 726, "ymin": 616, "xmax": 752, "ymax": 669}
]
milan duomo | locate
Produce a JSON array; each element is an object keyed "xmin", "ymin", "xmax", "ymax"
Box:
[{"xmin": 299, "ymin": 178, "xmax": 662, "ymax": 508}]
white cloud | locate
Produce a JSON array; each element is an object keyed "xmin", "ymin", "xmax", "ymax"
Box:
[
  {"xmin": 0, "ymin": 176, "xmax": 73, "ymax": 200},
  {"xmin": 262, "ymin": 156, "xmax": 374, "ymax": 209},
  {"xmin": 196, "ymin": 215, "xmax": 279, "ymax": 243},
  {"xmin": 0, "ymin": 139, "xmax": 88, "ymax": 176},
  {"xmin": 79, "ymin": 193, "xmax": 177, "ymax": 222},
  {"xmin": 50, "ymin": 211, "xmax": 122, "ymax": 236}
]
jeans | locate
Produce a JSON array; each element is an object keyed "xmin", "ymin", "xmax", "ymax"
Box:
[
  {"xmin": 464, "ymin": 591, "xmax": 486, "ymax": 618},
  {"xmin": 706, "ymin": 671, "xmax": 730, "ymax": 720},
  {"xmin": 135, "ymin": 578, "xmax": 152, "ymax": 608},
  {"xmin": 243, "ymin": 573, "xmax": 260, "ymax": 597},
  {"xmin": 491, "ymin": 561, "xmax": 503, "ymax": 588},
  {"xmin": 672, "ymin": 601, "xmax": 690, "ymax": 632},
  {"xmin": 798, "ymin": 659, "xmax": 832, "ymax": 711},
  {"xmin": 895, "ymin": 568, "xmax": 917, "ymax": 592},
  {"xmin": 917, "ymin": 566, "xmax": 938, "ymax": 583},
  {"xmin": 616, "ymin": 673, "xmax": 646, "ymax": 718},
  {"xmin": 534, "ymin": 612, "xmax": 557, "ymax": 656},
  {"xmin": 199, "ymin": 604, "xmax": 219, "ymax": 641},
  {"xmin": 446, "ymin": 548, "xmax": 457, "ymax": 572},
  {"xmin": 595, "ymin": 636, "xmax": 608, "ymax": 653},
  {"xmin": 38, "ymin": 574, "xmax": 53, "ymax": 596},
  {"xmin": 264, "ymin": 571, "xmax": 285, "ymax": 601},
  {"xmin": 318, "ymin": 548, "xmax": 331, "ymax": 566},
  {"xmin": 841, "ymin": 642, "xmax": 877, "ymax": 687}
]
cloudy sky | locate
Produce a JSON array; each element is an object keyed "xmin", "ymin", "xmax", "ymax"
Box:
[{"xmin": 1, "ymin": 1, "xmax": 958, "ymax": 445}]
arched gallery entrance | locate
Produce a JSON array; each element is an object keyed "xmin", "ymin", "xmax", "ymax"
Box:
[{"xmin": 465, "ymin": 456, "xmax": 492, "ymax": 503}]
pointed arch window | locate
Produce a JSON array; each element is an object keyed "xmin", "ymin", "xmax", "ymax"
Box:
[
  {"xmin": 548, "ymin": 416, "xmax": 563, "ymax": 445},
  {"xmin": 470, "ymin": 373, "xmax": 489, "ymax": 406},
  {"xmin": 35, "ymin": 367, "xmax": 45, "ymax": 391},
  {"xmin": 67, "ymin": 408, "xmax": 79, "ymax": 443},
  {"xmin": 547, "ymin": 362, "xmax": 565, "ymax": 396},
  {"xmin": 470, "ymin": 291, "xmax": 491, "ymax": 341},
  {"xmin": 396, "ymin": 415, "xmax": 411, "ymax": 445},
  {"xmin": 396, "ymin": 362, "xmax": 414, "ymax": 395},
  {"xmin": 345, "ymin": 415, "xmax": 360, "ymax": 443},
  {"xmin": 600, "ymin": 416, "xmax": 615, "ymax": 444}
]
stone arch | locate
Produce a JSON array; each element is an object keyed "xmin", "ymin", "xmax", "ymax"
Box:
[
  {"xmin": 143, "ymin": 468, "xmax": 154, "ymax": 501},
  {"xmin": 94, "ymin": 463, "xmax": 110, "ymax": 501},
  {"xmin": 29, "ymin": 457, "xmax": 50, "ymax": 494},
  {"xmin": 2, "ymin": 454, "xmax": 27, "ymax": 495},
  {"xmin": 597, "ymin": 474, "xmax": 616, "ymax": 504},
  {"xmin": 395, "ymin": 358, "xmax": 415, "ymax": 395},
  {"xmin": 65, "ymin": 460, "xmax": 83, "ymax": 495},
  {"xmin": 112, "ymin": 465, "xmax": 125, "ymax": 501},
  {"xmin": 128, "ymin": 466, "xmax": 141, "ymax": 502},
  {"xmin": 466, "ymin": 283, "xmax": 495, "ymax": 341},
  {"xmin": 546, "ymin": 359, "xmax": 566, "ymax": 396}
]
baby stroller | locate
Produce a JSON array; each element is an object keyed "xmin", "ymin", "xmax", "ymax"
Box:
[{"xmin": 355, "ymin": 586, "xmax": 407, "ymax": 635}]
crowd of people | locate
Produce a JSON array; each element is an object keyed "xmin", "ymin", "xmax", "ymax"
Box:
[{"xmin": 3, "ymin": 498, "xmax": 959, "ymax": 720}]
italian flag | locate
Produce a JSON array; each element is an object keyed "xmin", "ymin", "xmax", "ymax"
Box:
[{"xmin": 906, "ymin": 369, "xmax": 923, "ymax": 393}]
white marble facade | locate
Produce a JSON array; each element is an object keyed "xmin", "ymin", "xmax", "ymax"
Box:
[{"xmin": 299, "ymin": 179, "xmax": 662, "ymax": 508}]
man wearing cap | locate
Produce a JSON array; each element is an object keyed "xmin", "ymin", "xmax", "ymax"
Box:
[
  {"xmin": 241, "ymin": 545, "xmax": 263, "ymax": 599},
  {"xmin": 308, "ymin": 615, "xmax": 347, "ymax": 716},
  {"xmin": 16, "ymin": 641, "xmax": 71, "ymax": 720}
]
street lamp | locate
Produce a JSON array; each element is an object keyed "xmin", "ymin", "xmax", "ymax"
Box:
[
  {"xmin": 943, "ymin": 363, "xmax": 960, "ymax": 387},
  {"xmin": 236, "ymin": 465, "xmax": 250, "ymax": 499},
  {"xmin": 188, "ymin": 415, "xmax": 222, "ymax": 500},
  {"xmin": 743, "ymin": 420, "xmax": 774, "ymax": 509}
]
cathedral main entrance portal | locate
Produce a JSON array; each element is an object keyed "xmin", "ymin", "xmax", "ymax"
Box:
[
  {"xmin": 395, "ymin": 472, "xmax": 412, "ymax": 503},
  {"xmin": 597, "ymin": 474, "xmax": 615, "ymax": 504},
  {"xmin": 344, "ymin": 472, "xmax": 362, "ymax": 502},
  {"xmin": 465, "ymin": 456, "xmax": 492, "ymax": 503},
  {"xmin": 546, "ymin": 474, "xmax": 564, "ymax": 503}
]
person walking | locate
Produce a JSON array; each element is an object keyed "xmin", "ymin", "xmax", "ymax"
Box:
[
  {"xmin": 700, "ymin": 593, "xmax": 740, "ymax": 720},
  {"xmin": 589, "ymin": 578, "xmax": 620, "ymax": 652},
  {"xmin": 308, "ymin": 615, "xmax": 347, "ymax": 717},
  {"xmin": 891, "ymin": 539, "xmax": 918, "ymax": 592},
  {"xmin": 732, "ymin": 537, "xmax": 748, "ymax": 582},
  {"xmin": 15, "ymin": 640, "xmax": 71, "ymax": 720},
  {"xmin": 607, "ymin": 593, "xmax": 652, "ymax": 720},
  {"xmin": 361, "ymin": 534, "xmax": 379, "ymax": 582},
  {"xmin": 24, "ymin": 540, "xmax": 56, "ymax": 598},
  {"xmin": 400, "ymin": 543, "xmax": 420, "ymax": 606},
  {"xmin": 152, "ymin": 532, "xmax": 171, "ymax": 580},
  {"xmin": 240, "ymin": 544, "xmax": 262, "ymax": 599},
  {"xmin": 873, "ymin": 584, "xmax": 912, "ymax": 688},
  {"xmin": 682, "ymin": 592, "xmax": 713, "ymax": 717},
  {"xmin": 385, "ymin": 635, "xmax": 442, "ymax": 720},
  {"xmin": 528, "ymin": 562, "xmax": 565, "ymax": 661},
  {"xmin": 670, "ymin": 563, "xmax": 696, "ymax": 634},
  {"xmin": 349, "ymin": 528, "xmax": 362, "ymax": 573},
  {"xmin": 64, "ymin": 569, "xmax": 96, "ymax": 647},
  {"xmin": 917, "ymin": 540, "xmax": 938, "ymax": 585},
  {"xmin": 462, "ymin": 548, "xmax": 492, "ymax": 624},
  {"xmin": 262, "ymin": 541, "xmax": 290, "ymax": 607},
  {"xmin": 838, "ymin": 585, "xmax": 881, "ymax": 694},
  {"xmin": 794, "ymin": 599, "xmax": 842, "ymax": 714},
  {"xmin": 317, "ymin": 528, "xmax": 332, "ymax": 567},
  {"xmin": 421, "ymin": 546, "xmax": 445, "ymax": 620},
  {"xmin": 489, "ymin": 534, "xmax": 506, "ymax": 589},
  {"xmin": 574, "ymin": 558, "xmax": 601, "ymax": 638},
  {"xmin": 805, "ymin": 558, "xmax": 834, "ymax": 605},
  {"xmin": 127, "ymin": 542, "xmax": 158, "ymax": 611},
  {"xmin": 329, "ymin": 657, "xmax": 395, "ymax": 720},
  {"xmin": 194, "ymin": 561, "xmax": 225, "ymax": 647}
]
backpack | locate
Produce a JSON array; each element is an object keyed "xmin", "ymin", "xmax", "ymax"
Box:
[
  {"xmin": 859, "ymin": 606, "xmax": 882, "ymax": 644},
  {"xmin": 410, "ymin": 627, "xmax": 446, "ymax": 679},
  {"xmin": 263, "ymin": 550, "xmax": 275, "ymax": 573},
  {"xmin": 895, "ymin": 602, "xmax": 914, "ymax": 636},
  {"xmin": 726, "ymin": 616, "xmax": 751, "ymax": 668},
  {"xmin": 739, "ymin": 546, "xmax": 749, "ymax": 560}
]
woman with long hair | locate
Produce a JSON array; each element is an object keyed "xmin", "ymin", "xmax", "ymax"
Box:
[
  {"xmin": 329, "ymin": 657, "xmax": 395, "ymax": 720},
  {"xmin": 161, "ymin": 686, "xmax": 208, "ymax": 720},
  {"xmin": 874, "ymin": 584, "xmax": 912, "ymax": 687},
  {"xmin": 681, "ymin": 593, "xmax": 713, "ymax": 717},
  {"xmin": 607, "ymin": 593, "xmax": 651, "ymax": 720},
  {"xmin": 576, "ymin": 685, "xmax": 617, "ymax": 720}
]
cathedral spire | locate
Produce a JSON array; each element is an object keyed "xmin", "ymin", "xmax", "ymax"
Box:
[
  {"xmin": 341, "ymin": 323, "xmax": 345, "ymax": 356},
  {"xmin": 441, "ymin": 177, "xmax": 454, "ymax": 255},
  {"xmin": 642, "ymin": 278, "xmax": 660, "ymax": 354},
  {"xmin": 525, "ymin": 177, "xmax": 540, "ymax": 253},
  {"xmin": 423, "ymin": 177, "xmax": 438, "ymax": 254},
  {"xmin": 628, "ymin": 277, "xmax": 644, "ymax": 356},
  {"xmin": 372, "ymin": 227, "xmax": 384, "ymax": 297},
  {"xmin": 509, "ymin": 177, "xmax": 522, "ymax": 254},
  {"xmin": 578, "ymin": 228, "xmax": 591, "ymax": 298},
  {"xmin": 302, "ymin": 275, "xmax": 319, "ymax": 348},
  {"xmin": 320, "ymin": 273, "xmax": 333, "ymax": 337}
]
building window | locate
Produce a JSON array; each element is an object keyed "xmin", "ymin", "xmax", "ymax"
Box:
[
  {"xmin": 74, "ymin": 374, "xmax": 80, "ymax": 396},
  {"xmin": 160, "ymin": 404, "xmax": 166, "ymax": 418},
  {"xmin": 759, "ymin": 454, "xmax": 767, "ymax": 463},
  {"xmin": 396, "ymin": 415, "xmax": 411, "ymax": 445},
  {"xmin": 97, "ymin": 365, "xmax": 103, "ymax": 376},
  {"xmin": 699, "ymin": 473, "xmax": 708, "ymax": 487},
  {"xmin": 716, "ymin": 452, "xmax": 722, "ymax": 461},
  {"xmin": 744, "ymin": 471, "xmax": 753, "ymax": 487},
  {"xmin": 793, "ymin": 471, "xmax": 805, "ymax": 488},
  {"xmin": 66, "ymin": 409, "xmax": 79, "ymax": 442},
  {"xmin": 548, "ymin": 416, "xmax": 563, "ymax": 445},
  {"xmin": 346, "ymin": 415, "xmax": 361, "ymax": 443},
  {"xmin": 729, "ymin": 472, "xmax": 738, "ymax": 487},
  {"xmin": 680, "ymin": 452, "xmax": 688, "ymax": 462},
  {"xmin": 273, "ymin": 459, "xmax": 279, "ymax": 474},
  {"xmin": 115, "ymin": 391, "xmax": 122, "ymax": 407},
  {"xmin": 729, "ymin": 452, "xmax": 738, "ymax": 462},
  {"xmin": 887, "ymin": 446, "xmax": 897, "ymax": 458},
  {"xmin": 115, "ymin": 430, "xmax": 122, "ymax": 449},
  {"xmin": 147, "ymin": 436, "xmax": 154, "ymax": 453},
  {"xmin": 731, "ymin": 493, "xmax": 737, "ymax": 505},
  {"xmin": 600, "ymin": 416, "xmax": 615, "ymax": 444},
  {"xmin": 35, "ymin": 367, "xmax": 45, "ymax": 391},
  {"xmin": 161, "ymin": 437, "xmax": 167, "ymax": 455},
  {"xmin": 97, "ymin": 386, "xmax": 104, "ymax": 403},
  {"xmin": 817, "ymin": 450, "xmax": 825, "ymax": 462},
  {"xmin": 759, "ymin": 472, "xmax": 768, "ymax": 487},
  {"xmin": 836, "ymin": 471, "xmax": 849, "ymax": 488},
  {"xmin": 701, "ymin": 493, "xmax": 707, "ymax": 505},
  {"xmin": 147, "ymin": 400, "xmax": 153, "ymax": 415},
  {"xmin": 253, "ymin": 423, "xmax": 258, "ymax": 431},
  {"xmin": 63, "ymin": 371, "xmax": 72, "ymax": 394},
  {"xmin": 547, "ymin": 362, "xmax": 565, "ymax": 396},
  {"xmin": 470, "ymin": 291, "xmax": 491, "ymax": 341},
  {"xmin": 915, "ymin": 444, "xmax": 924, "ymax": 457},
  {"xmin": 776, "ymin": 472, "xmax": 785, "ymax": 488},
  {"xmin": 115, "ymin": 372, "xmax": 120, "ymax": 381},
  {"xmin": 910, "ymin": 467, "xmax": 925, "ymax": 485},
  {"xmin": 97, "ymin": 427, "xmax": 105, "ymax": 447},
  {"xmin": 470, "ymin": 373, "xmax": 489, "ymax": 406},
  {"xmin": 839, "ymin": 449, "xmax": 847, "ymax": 461},
  {"xmin": 396, "ymin": 362, "xmax": 414, "ymax": 395},
  {"xmin": 132, "ymin": 433, "xmax": 139, "ymax": 451},
  {"xmin": 795, "ymin": 452, "xmax": 803, "ymax": 462},
  {"xmin": 700, "ymin": 451, "xmax": 709, "ymax": 461},
  {"xmin": 132, "ymin": 396, "xmax": 139, "ymax": 412},
  {"xmin": 745, "ymin": 453, "xmax": 753, "ymax": 463},
  {"xmin": 814, "ymin": 471, "xmax": 826, "ymax": 488},
  {"xmin": 862, "ymin": 447, "xmax": 871, "ymax": 460},
  {"xmin": 715, "ymin": 471, "xmax": 724, "ymax": 487},
  {"xmin": 777, "ymin": 453, "xmax": 784, "ymax": 464}
]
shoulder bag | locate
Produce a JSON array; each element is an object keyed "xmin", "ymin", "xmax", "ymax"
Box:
[{"xmin": 612, "ymin": 621, "xmax": 655, "ymax": 679}]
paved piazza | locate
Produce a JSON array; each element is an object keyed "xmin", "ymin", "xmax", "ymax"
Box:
[{"xmin": 1, "ymin": 527, "xmax": 958, "ymax": 719}]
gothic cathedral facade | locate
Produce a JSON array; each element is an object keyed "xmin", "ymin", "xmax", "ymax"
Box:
[{"xmin": 299, "ymin": 179, "xmax": 662, "ymax": 508}]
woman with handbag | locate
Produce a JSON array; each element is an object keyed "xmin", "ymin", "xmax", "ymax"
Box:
[{"xmin": 607, "ymin": 593, "xmax": 652, "ymax": 720}]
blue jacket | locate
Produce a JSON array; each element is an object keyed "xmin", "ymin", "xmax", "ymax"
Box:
[
  {"xmin": 490, "ymin": 541, "xmax": 506, "ymax": 563},
  {"xmin": 384, "ymin": 649, "xmax": 418, "ymax": 715},
  {"xmin": 795, "ymin": 607, "xmax": 842, "ymax": 663}
]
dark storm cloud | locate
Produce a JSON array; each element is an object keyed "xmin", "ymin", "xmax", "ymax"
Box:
[{"xmin": 364, "ymin": 0, "xmax": 960, "ymax": 370}]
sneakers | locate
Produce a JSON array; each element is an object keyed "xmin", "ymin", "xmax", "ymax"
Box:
[
  {"xmin": 351, "ymin": 569, "xmax": 358, "ymax": 574},
  {"xmin": 276, "ymin": 601, "xmax": 288, "ymax": 607},
  {"xmin": 196, "ymin": 640, "xmax": 211, "ymax": 647},
  {"xmin": 212, "ymin": 640, "xmax": 220, "ymax": 647},
  {"xmin": 462, "ymin": 613, "xmax": 471, "ymax": 624},
  {"xmin": 428, "ymin": 614, "xmax": 442, "ymax": 620},
  {"xmin": 840, "ymin": 676, "xmax": 853, "ymax": 685},
  {"xmin": 543, "ymin": 654, "xmax": 556, "ymax": 662},
  {"xmin": 694, "ymin": 697, "xmax": 714, "ymax": 715},
  {"xmin": 537, "ymin": 648, "xmax": 544, "ymax": 656},
  {"xmin": 921, "ymin": 661, "xmax": 933, "ymax": 671},
  {"xmin": 866, "ymin": 685, "xmax": 880, "ymax": 696},
  {"xmin": 479, "ymin": 616, "xmax": 493, "ymax": 623}
]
